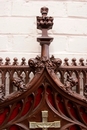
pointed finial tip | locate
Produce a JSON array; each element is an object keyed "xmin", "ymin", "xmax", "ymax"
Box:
[{"xmin": 40, "ymin": 7, "xmax": 49, "ymax": 16}]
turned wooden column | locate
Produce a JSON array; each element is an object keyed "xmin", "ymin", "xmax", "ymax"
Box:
[{"xmin": 37, "ymin": 7, "xmax": 54, "ymax": 59}]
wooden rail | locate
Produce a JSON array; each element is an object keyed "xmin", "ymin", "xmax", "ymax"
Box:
[{"xmin": 0, "ymin": 57, "xmax": 87, "ymax": 97}]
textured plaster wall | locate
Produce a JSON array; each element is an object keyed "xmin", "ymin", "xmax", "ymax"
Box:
[{"xmin": 0, "ymin": 0, "xmax": 87, "ymax": 63}]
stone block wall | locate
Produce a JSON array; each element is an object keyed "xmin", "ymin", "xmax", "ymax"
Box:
[{"xmin": 0, "ymin": 0, "xmax": 87, "ymax": 63}]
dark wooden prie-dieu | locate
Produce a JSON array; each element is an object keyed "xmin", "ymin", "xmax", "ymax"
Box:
[{"xmin": 0, "ymin": 7, "xmax": 87, "ymax": 130}]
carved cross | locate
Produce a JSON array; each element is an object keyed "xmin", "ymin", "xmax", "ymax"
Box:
[{"xmin": 29, "ymin": 111, "xmax": 61, "ymax": 130}]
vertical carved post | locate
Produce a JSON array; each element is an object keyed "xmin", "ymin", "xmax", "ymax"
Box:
[
  {"xmin": 84, "ymin": 72, "xmax": 87, "ymax": 97},
  {"xmin": 37, "ymin": 7, "xmax": 54, "ymax": 59}
]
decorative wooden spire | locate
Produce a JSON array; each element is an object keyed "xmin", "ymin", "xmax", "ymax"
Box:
[
  {"xmin": 28, "ymin": 8, "xmax": 62, "ymax": 73},
  {"xmin": 37, "ymin": 7, "xmax": 54, "ymax": 59}
]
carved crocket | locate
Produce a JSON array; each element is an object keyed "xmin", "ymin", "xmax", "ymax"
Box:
[
  {"xmin": 12, "ymin": 76, "xmax": 26, "ymax": 92},
  {"xmin": 65, "ymin": 74, "xmax": 78, "ymax": 91},
  {"xmin": 0, "ymin": 84, "xmax": 5, "ymax": 102}
]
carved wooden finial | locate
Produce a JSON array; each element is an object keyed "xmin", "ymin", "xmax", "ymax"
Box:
[
  {"xmin": 37, "ymin": 7, "xmax": 53, "ymax": 58},
  {"xmin": 29, "ymin": 8, "xmax": 62, "ymax": 73},
  {"xmin": 37, "ymin": 7, "xmax": 53, "ymax": 31}
]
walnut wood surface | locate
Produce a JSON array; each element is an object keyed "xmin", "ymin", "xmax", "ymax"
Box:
[{"xmin": 0, "ymin": 7, "xmax": 87, "ymax": 130}]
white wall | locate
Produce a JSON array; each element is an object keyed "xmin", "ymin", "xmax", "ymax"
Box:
[{"xmin": 0, "ymin": 0, "xmax": 87, "ymax": 63}]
